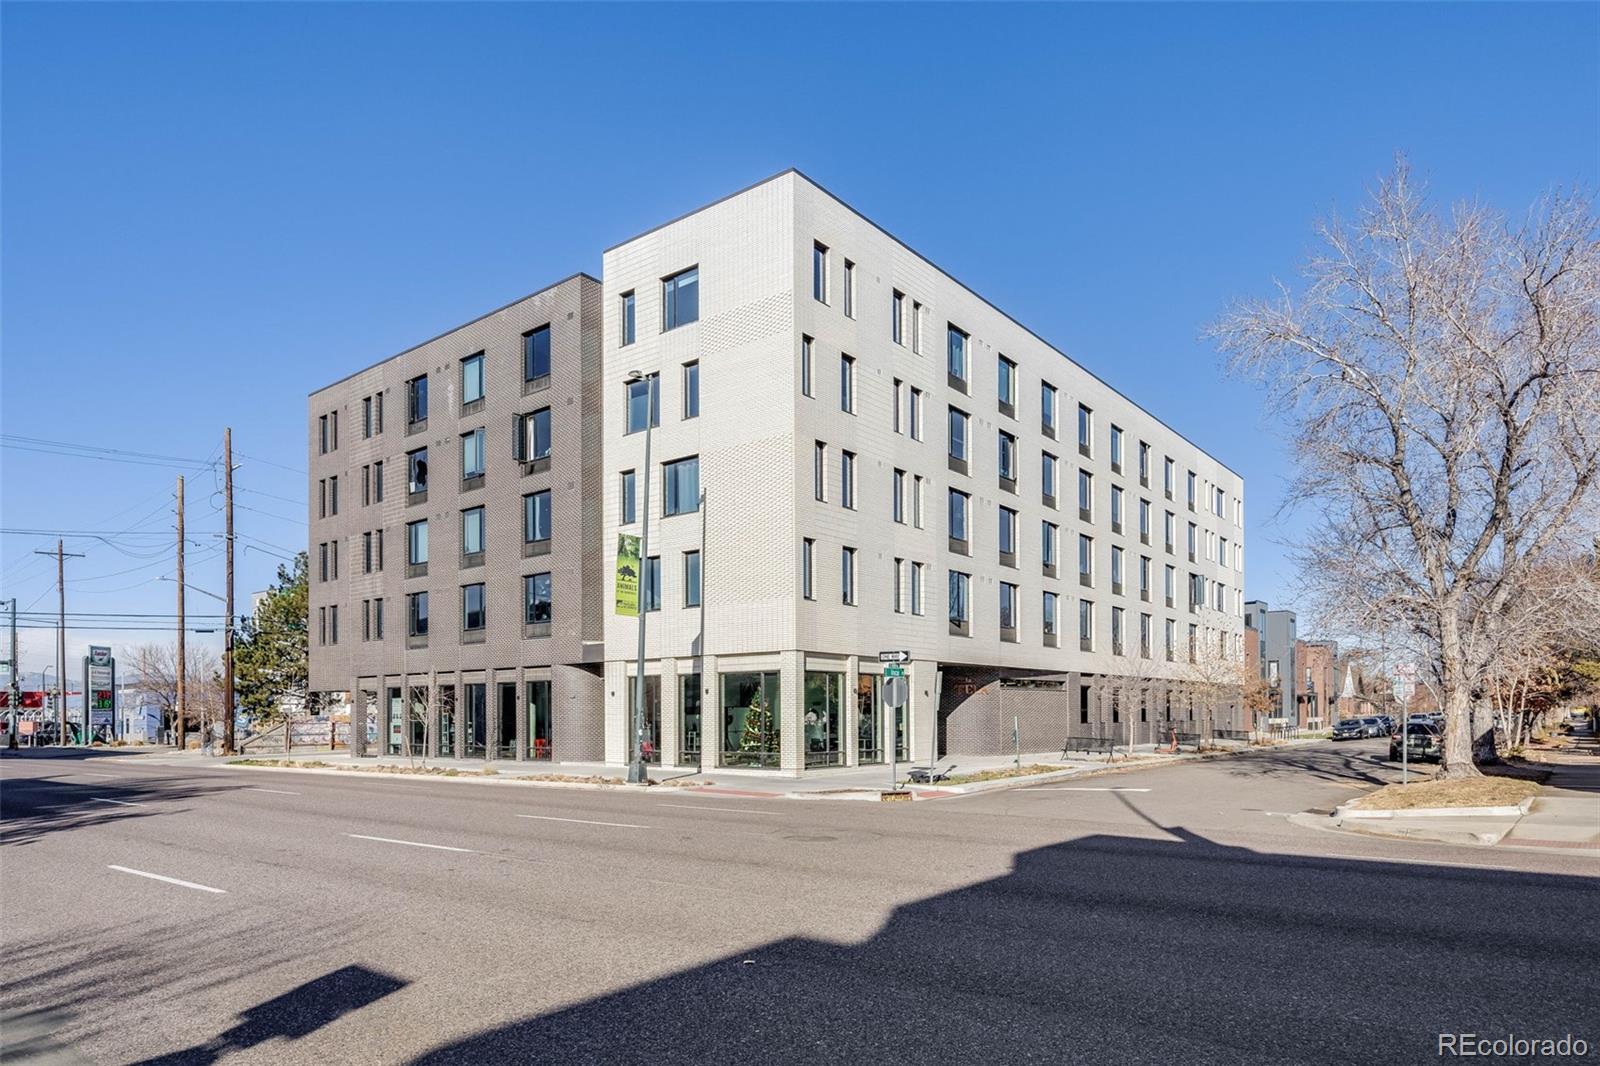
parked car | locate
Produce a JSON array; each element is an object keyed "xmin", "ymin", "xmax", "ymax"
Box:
[
  {"xmin": 1332, "ymin": 719, "xmax": 1368, "ymax": 741},
  {"xmin": 1389, "ymin": 722, "xmax": 1442, "ymax": 762},
  {"xmin": 1375, "ymin": 715, "xmax": 1396, "ymax": 734},
  {"xmin": 1358, "ymin": 716, "xmax": 1387, "ymax": 737}
]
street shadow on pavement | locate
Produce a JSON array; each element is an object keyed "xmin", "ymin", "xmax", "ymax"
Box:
[
  {"xmin": 1220, "ymin": 743, "xmax": 1407, "ymax": 788},
  {"xmin": 0, "ymin": 752, "xmax": 234, "ymax": 848},
  {"xmin": 128, "ymin": 965, "xmax": 408, "ymax": 1066},
  {"xmin": 408, "ymin": 824, "xmax": 1596, "ymax": 1066}
]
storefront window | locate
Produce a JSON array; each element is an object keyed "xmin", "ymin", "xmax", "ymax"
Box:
[
  {"xmin": 436, "ymin": 685, "xmax": 456, "ymax": 758},
  {"xmin": 386, "ymin": 687, "xmax": 403, "ymax": 756},
  {"xmin": 721, "ymin": 671, "xmax": 780, "ymax": 768},
  {"xmin": 527, "ymin": 680, "xmax": 552, "ymax": 760},
  {"xmin": 805, "ymin": 672, "xmax": 844, "ymax": 767},
  {"xmin": 627, "ymin": 675, "xmax": 661, "ymax": 763},
  {"xmin": 857, "ymin": 674, "xmax": 882, "ymax": 764},
  {"xmin": 497, "ymin": 682, "xmax": 517, "ymax": 759},
  {"xmin": 464, "ymin": 683, "xmax": 486, "ymax": 757},
  {"xmin": 680, "ymin": 673, "xmax": 702, "ymax": 765},
  {"xmin": 407, "ymin": 686, "xmax": 428, "ymax": 755}
]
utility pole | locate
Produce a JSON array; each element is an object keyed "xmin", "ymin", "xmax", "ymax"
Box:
[
  {"xmin": 35, "ymin": 541, "xmax": 84, "ymax": 745},
  {"xmin": 5, "ymin": 597, "xmax": 18, "ymax": 749},
  {"xmin": 175, "ymin": 474, "xmax": 187, "ymax": 751},
  {"xmin": 223, "ymin": 428, "xmax": 236, "ymax": 756}
]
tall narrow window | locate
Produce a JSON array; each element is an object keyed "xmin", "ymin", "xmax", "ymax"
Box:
[
  {"xmin": 682, "ymin": 361, "xmax": 700, "ymax": 419},
  {"xmin": 683, "ymin": 550, "xmax": 702, "ymax": 608},
  {"xmin": 514, "ymin": 408, "xmax": 551, "ymax": 462},
  {"xmin": 813, "ymin": 441, "xmax": 827, "ymax": 501},
  {"xmin": 1164, "ymin": 456, "xmax": 1175, "ymax": 498},
  {"xmin": 1041, "ymin": 382, "xmax": 1057, "ymax": 435},
  {"xmin": 843, "ymin": 259, "xmax": 855, "ymax": 318},
  {"xmin": 620, "ymin": 470, "xmax": 637, "ymax": 525},
  {"xmin": 461, "ymin": 352, "xmax": 485, "ymax": 405},
  {"xmin": 524, "ymin": 489, "xmax": 552, "ymax": 544},
  {"xmin": 949, "ymin": 570, "xmax": 970, "ymax": 629},
  {"xmin": 998, "ymin": 506, "xmax": 1017, "ymax": 557},
  {"xmin": 1000, "ymin": 582, "xmax": 1017, "ymax": 632},
  {"xmin": 948, "ymin": 407, "xmax": 968, "ymax": 462},
  {"xmin": 375, "ymin": 391, "xmax": 384, "ymax": 433},
  {"xmin": 407, "ymin": 375, "xmax": 428, "ymax": 425},
  {"xmin": 525, "ymin": 573, "xmax": 553, "ymax": 624},
  {"xmin": 800, "ymin": 335, "xmax": 813, "ymax": 397},
  {"xmin": 462, "ymin": 583, "xmax": 486, "ymax": 632},
  {"xmin": 1111, "ymin": 485, "xmax": 1124, "ymax": 532},
  {"xmin": 461, "ymin": 428, "xmax": 486, "ymax": 480},
  {"xmin": 892, "ymin": 290, "xmax": 905, "ymax": 344},
  {"xmin": 644, "ymin": 557, "xmax": 662, "ymax": 612},
  {"xmin": 373, "ymin": 460, "xmax": 384, "ymax": 501},
  {"xmin": 1042, "ymin": 521, "xmax": 1058, "ymax": 569},
  {"xmin": 812, "ymin": 242, "xmax": 829, "ymax": 303},
  {"xmin": 802, "ymin": 538, "xmax": 815, "ymax": 600},
  {"xmin": 461, "ymin": 506, "xmax": 485, "ymax": 557},
  {"xmin": 998, "ymin": 356, "xmax": 1017, "ymax": 409},
  {"xmin": 893, "ymin": 378, "xmax": 903, "ymax": 433},
  {"xmin": 948, "ymin": 489, "xmax": 969, "ymax": 543},
  {"xmin": 913, "ymin": 474, "xmax": 925, "ymax": 528},
  {"xmin": 1079, "ymin": 534, "xmax": 1094, "ymax": 584},
  {"xmin": 1042, "ymin": 452, "xmax": 1058, "ymax": 501},
  {"xmin": 840, "ymin": 354, "xmax": 855, "ymax": 413},
  {"xmin": 408, "ymin": 591, "xmax": 429, "ymax": 636},
  {"xmin": 911, "ymin": 300, "xmax": 922, "ymax": 353},
  {"xmin": 406, "ymin": 448, "xmax": 428, "ymax": 495},
  {"xmin": 1043, "ymin": 591, "xmax": 1059, "ymax": 636},
  {"xmin": 948, "ymin": 325, "xmax": 968, "ymax": 383},
  {"xmin": 1110, "ymin": 425, "xmax": 1124, "ymax": 473},
  {"xmin": 662, "ymin": 267, "xmax": 699, "ymax": 330},
  {"xmin": 624, "ymin": 376, "xmax": 659, "ymax": 434},
  {"xmin": 840, "ymin": 450, "xmax": 856, "ymax": 509},
  {"xmin": 1138, "ymin": 441, "xmax": 1150, "ymax": 486},
  {"xmin": 998, "ymin": 430, "xmax": 1017, "ymax": 481},
  {"xmin": 620, "ymin": 291, "xmax": 636, "ymax": 346},
  {"xmin": 1079, "ymin": 599, "xmax": 1094, "ymax": 650},
  {"xmin": 329, "ymin": 476, "xmax": 339, "ymax": 515},
  {"xmin": 893, "ymin": 469, "xmax": 906, "ymax": 523},
  {"xmin": 1079, "ymin": 469, "xmax": 1093, "ymax": 519},
  {"xmin": 910, "ymin": 562, "xmax": 924, "ymax": 615},
  {"xmin": 362, "ymin": 397, "xmax": 372, "ymax": 438},
  {"xmin": 841, "ymin": 547, "xmax": 856, "ymax": 605},
  {"xmin": 407, "ymin": 519, "xmax": 428, "ymax": 565},
  {"xmin": 893, "ymin": 558, "xmax": 905, "ymax": 613},
  {"xmin": 909, "ymin": 387, "xmax": 923, "ymax": 441},
  {"xmin": 1077, "ymin": 403, "xmax": 1093, "ymax": 455},
  {"xmin": 663, "ymin": 456, "xmax": 700, "ymax": 516}
]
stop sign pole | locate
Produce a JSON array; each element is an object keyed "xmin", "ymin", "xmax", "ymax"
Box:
[{"xmin": 879, "ymin": 652, "xmax": 910, "ymax": 790}]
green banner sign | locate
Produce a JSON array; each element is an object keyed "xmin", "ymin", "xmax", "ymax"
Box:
[{"xmin": 615, "ymin": 533, "xmax": 641, "ymax": 616}]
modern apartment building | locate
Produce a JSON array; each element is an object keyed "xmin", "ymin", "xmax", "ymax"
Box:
[
  {"xmin": 308, "ymin": 170, "xmax": 1247, "ymax": 776},
  {"xmin": 307, "ymin": 274, "xmax": 607, "ymax": 762},
  {"xmin": 1244, "ymin": 599, "xmax": 1297, "ymax": 723},
  {"xmin": 599, "ymin": 172, "xmax": 1246, "ymax": 773}
]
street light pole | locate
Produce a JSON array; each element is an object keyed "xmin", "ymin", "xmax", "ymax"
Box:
[
  {"xmin": 4, "ymin": 598, "xmax": 18, "ymax": 749},
  {"xmin": 627, "ymin": 370, "xmax": 657, "ymax": 785}
]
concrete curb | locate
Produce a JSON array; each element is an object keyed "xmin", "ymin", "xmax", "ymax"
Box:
[
  {"xmin": 1286, "ymin": 811, "xmax": 1511, "ymax": 848},
  {"xmin": 220, "ymin": 761, "xmax": 664, "ymax": 793},
  {"xmin": 1334, "ymin": 797, "xmax": 1535, "ymax": 820}
]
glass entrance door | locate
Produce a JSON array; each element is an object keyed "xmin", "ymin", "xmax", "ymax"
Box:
[
  {"xmin": 436, "ymin": 685, "xmax": 456, "ymax": 758},
  {"xmin": 497, "ymin": 683, "xmax": 518, "ymax": 759},
  {"xmin": 856, "ymin": 674, "xmax": 883, "ymax": 764},
  {"xmin": 804, "ymin": 671, "xmax": 844, "ymax": 767},
  {"xmin": 527, "ymin": 680, "xmax": 551, "ymax": 760},
  {"xmin": 679, "ymin": 673, "xmax": 701, "ymax": 766},
  {"xmin": 464, "ymin": 683, "xmax": 486, "ymax": 757}
]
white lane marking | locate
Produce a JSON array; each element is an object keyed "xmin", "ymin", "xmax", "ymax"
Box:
[
  {"xmin": 89, "ymin": 797, "xmax": 142, "ymax": 807},
  {"xmin": 108, "ymin": 865, "xmax": 226, "ymax": 894},
  {"xmin": 516, "ymin": 814, "xmax": 649, "ymax": 829},
  {"xmin": 1026, "ymin": 787, "xmax": 1152, "ymax": 793},
  {"xmin": 346, "ymin": 833, "xmax": 476, "ymax": 853},
  {"xmin": 72, "ymin": 772, "xmax": 119, "ymax": 778},
  {"xmin": 243, "ymin": 787, "xmax": 301, "ymax": 795},
  {"xmin": 656, "ymin": 803, "xmax": 780, "ymax": 816}
]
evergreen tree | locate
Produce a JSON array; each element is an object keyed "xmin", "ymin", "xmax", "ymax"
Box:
[
  {"xmin": 235, "ymin": 552, "xmax": 320, "ymax": 724},
  {"xmin": 739, "ymin": 687, "xmax": 774, "ymax": 759}
]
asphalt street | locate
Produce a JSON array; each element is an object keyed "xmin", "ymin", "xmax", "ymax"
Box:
[{"xmin": 1, "ymin": 741, "xmax": 1594, "ymax": 1066}]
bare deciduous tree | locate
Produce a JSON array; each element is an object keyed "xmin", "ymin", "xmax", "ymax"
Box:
[
  {"xmin": 128, "ymin": 642, "xmax": 222, "ymax": 744},
  {"xmin": 1214, "ymin": 162, "xmax": 1600, "ymax": 777}
]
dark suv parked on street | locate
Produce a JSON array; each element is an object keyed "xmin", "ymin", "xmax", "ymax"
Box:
[{"xmin": 1389, "ymin": 722, "xmax": 1442, "ymax": 762}]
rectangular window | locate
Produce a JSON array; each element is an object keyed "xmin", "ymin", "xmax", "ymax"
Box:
[
  {"xmin": 520, "ymin": 325, "xmax": 551, "ymax": 383},
  {"xmin": 362, "ymin": 600, "xmax": 370, "ymax": 642},
  {"xmin": 462, "ymin": 583, "xmax": 486, "ymax": 632},
  {"xmin": 624, "ymin": 376, "xmax": 659, "ymax": 434},
  {"xmin": 892, "ymin": 290, "xmax": 905, "ymax": 344},
  {"xmin": 948, "ymin": 406, "xmax": 968, "ymax": 462},
  {"xmin": 683, "ymin": 550, "xmax": 702, "ymax": 608},
  {"xmin": 330, "ymin": 539, "xmax": 338, "ymax": 579},
  {"xmin": 1139, "ymin": 442, "xmax": 1150, "ymax": 486},
  {"xmin": 374, "ymin": 597, "xmax": 384, "ymax": 639},
  {"xmin": 910, "ymin": 561, "xmax": 925, "ymax": 615},
  {"xmin": 840, "ymin": 451, "xmax": 855, "ymax": 509},
  {"xmin": 812, "ymin": 242, "xmax": 829, "ymax": 303},
  {"xmin": 1164, "ymin": 457, "xmax": 1175, "ymax": 498},
  {"xmin": 912, "ymin": 474, "xmax": 925, "ymax": 528},
  {"xmin": 1165, "ymin": 618, "xmax": 1176, "ymax": 659},
  {"xmin": 1140, "ymin": 613, "xmax": 1152, "ymax": 658},
  {"xmin": 407, "ymin": 519, "xmax": 428, "ymax": 565},
  {"xmin": 1042, "ymin": 452, "xmax": 1057, "ymax": 500},
  {"xmin": 1165, "ymin": 511, "xmax": 1176, "ymax": 553},
  {"xmin": 912, "ymin": 300, "xmax": 922, "ymax": 352},
  {"xmin": 1112, "ymin": 545, "xmax": 1125, "ymax": 592},
  {"xmin": 948, "ymin": 489, "xmax": 969, "ymax": 543},
  {"xmin": 319, "ymin": 478, "xmax": 326, "ymax": 518},
  {"xmin": 407, "ymin": 447, "xmax": 428, "ymax": 495},
  {"xmin": 1077, "ymin": 403, "xmax": 1092, "ymax": 454},
  {"xmin": 1165, "ymin": 564, "xmax": 1176, "ymax": 607},
  {"xmin": 662, "ymin": 267, "xmax": 699, "ymax": 330},
  {"xmin": 408, "ymin": 591, "xmax": 429, "ymax": 636},
  {"xmin": 841, "ymin": 546, "xmax": 856, "ymax": 605},
  {"xmin": 1079, "ymin": 599, "xmax": 1094, "ymax": 649},
  {"xmin": 843, "ymin": 259, "xmax": 855, "ymax": 318},
  {"xmin": 620, "ymin": 291, "xmax": 636, "ymax": 347},
  {"xmin": 800, "ymin": 335, "xmax": 813, "ymax": 397},
  {"xmin": 893, "ymin": 557, "xmax": 905, "ymax": 614},
  {"xmin": 999, "ymin": 582, "xmax": 1018, "ymax": 631},
  {"xmin": 462, "ymin": 352, "xmax": 485, "ymax": 405},
  {"xmin": 663, "ymin": 456, "xmax": 700, "ymax": 516},
  {"xmin": 1043, "ymin": 591, "xmax": 1058, "ymax": 635},
  {"xmin": 1187, "ymin": 470, "xmax": 1197, "ymax": 510},
  {"xmin": 1111, "ymin": 485, "xmax": 1124, "ymax": 532},
  {"xmin": 644, "ymin": 556, "xmax": 662, "ymax": 612},
  {"xmin": 373, "ymin": 460, "xmax": 384, "ymax": 501},
  {"xmin": 802, "ymin": 537, "xmax": 815, "ymax": 600},
  {"xmin": 376, "ymin": 528, "xmax": 384, "ymax": 571},
  {"xmin": 620, "ymin": 470, "xmax": 637, "ymax": 525},
  {"xmin": 998, "ymin": 430, "xmax": 1017, "ymax": 481},
  {"xmin": 461, "ymin": 428, "xmax": 486, "ymax": 480},
  {"xmin": 682, "ymin": 361, "xmax": 700, "ymax": 419},
  {"xmin": 1041, "ymin": 382, "xmax": 1057, "ymax": 435},
  {"xmin": 840, "ymin": 354, "xmax": 855, "ymax": 413},
  {"xmin": 1042, "ymin": 521, "xmax": 1057, "ymax": 568},
  {"xmin": 374, "ymin": 391, "xmax": 384, "ymax": 433},
  {"xmin": 329, "ymin": 475, "xmax": 339, "ymax": 515},
  {"xmin": 1079, "ymin": 534, "xmax": 1093, "ymax": 583},
  {"xmin": 407, "ymin": 375, "xmax": 428, "ymax": 425},
  {"xmin": 949, "ymin": 570, "xmax": 970, "ymax": 627},
  {"xmin": 893, "ymin": 469, "xmax": 906, "ymax": 523},
  {"xmin": 999, "ymin": 506, "xmax": 1017, "ymax": 555},
  {"xmin": 893, "ymin": 378, "xmax": 903, "ymax": 433},
  {"xmin": 329, "ymin": 604, "xmax": 338, "ymax": 644},
  {"xmin": 1140, "ymin": 499, "xmax": 1151, "ymax": 541},
  {"xmin": 1140, "ymin": 555, "xmax": 1152, "ymax": 599},
  {"xmin": 998, "ymin": 356, "xmax": 1016, "ymax": 408},
  {"xmin": 524, "ymin": 489, "xmax": 552, "ymax": 544},
  {"xmin": 1215, "ymin": 486, "xmax": 1225, "ymax": 517},
  {"xmin": 362, "ymin": 397, "xmax": 372, "ymax": 439},
  {"xmin": 361, "ymin": 466, "xmax": 370, "ymax": 507},
  {"xmin": 318, "ymin": 542, "xmax": 327, "ymax": 581},
  {"xmin": 909, "ymin": 387, "xmax": 923, "ymax": 441},
  {"xmin": 319, "ymin": 414, "xmax": 329, "ymax": 454},
  {"xmin": 318, "ymin": 606, "xmax": 326, "ymax": 645},
  {"xmin": 362, "ymin": 531, "xmax": 373, "ymax": 573},
  {"xmin": 525, "ymin": 572, "xmax": 553, "ymax": 624},
  {"xmin": 1110, "ymin": 424, "xmax": 1124, "ymax": 472},
  {"xmin": 813, "ymin": 441, "xmax": 827, "ymax": 501},
  {"xmin": 1079, "ymin": 469, "xmax": 1093, "ymax": 517},
  {"xmin": 461, "ymin": 506, "xmax": 485, "ymax": 557},
  {"xmin": 1112, "ymin": 606, "xmax": 1125, "ymax": 655},
  {"xmin": 947, "ymin": 324, "xmax": 968, "ymax": 382}
]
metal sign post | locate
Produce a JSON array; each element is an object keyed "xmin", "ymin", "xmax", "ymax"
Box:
[{"xmin": 882, "ymin": 669, "xmax": 909, "ymax": 791}]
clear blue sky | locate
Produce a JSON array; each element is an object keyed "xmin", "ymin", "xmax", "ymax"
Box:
[{"xmin": 3, "ymin": 2, "xmax": 1595, "ymax": 677}]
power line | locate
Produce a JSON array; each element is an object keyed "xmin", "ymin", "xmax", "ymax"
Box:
[
  {"xmin": 1, "ymin": 435, "xmax": 218, "ymax": 468},
  {"xmin": 236, "ymin": 451, "xmax": 306, "ymax": 476}
]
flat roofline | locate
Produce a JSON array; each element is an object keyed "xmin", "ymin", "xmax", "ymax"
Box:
[
  {"xmin": 309, "ymin": 271, "xmax": 600, "ymax": 397},
  {"xmin": 606, "ymin": 167, "xmax": 1241, "ymax": 481}
]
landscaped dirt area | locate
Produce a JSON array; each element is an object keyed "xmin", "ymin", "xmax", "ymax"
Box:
[{"xmin": 1350, "ymin": 777, "xmax": 1540, "ymax": 811}]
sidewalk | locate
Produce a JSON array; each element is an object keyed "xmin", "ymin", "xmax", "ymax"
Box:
[
  {"xmin": 137, "ymin": 736, "xmax": 1321, "ymax": 800},
  {"xmin": 1304, "ymin": 718, "xmax": 1600, "ymax": 851}
]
